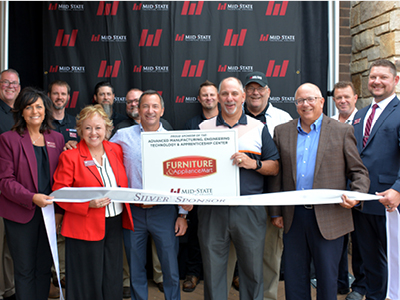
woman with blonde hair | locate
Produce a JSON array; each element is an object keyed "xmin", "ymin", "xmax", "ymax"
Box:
[{"xmin": 53, "ymin": 104, "xmax": 134, "ymax": 300}]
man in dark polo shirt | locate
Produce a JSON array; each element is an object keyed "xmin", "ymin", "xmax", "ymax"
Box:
[
  {"xmin": 197, "ymin": 77, "xmax": 279, "ymax": 300},
  {"xmin": 0, "ymin": 68, "xmax": 21, "ymax": 300},
  {"xmin": 48, "ymin": 80, "xmax": 79, "ymax": 144}
]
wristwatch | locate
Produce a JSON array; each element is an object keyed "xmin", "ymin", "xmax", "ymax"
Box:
[
  {"xmin": 255, "ymin": 159, "xmax": 262, "ymax": 170},
  {"xmin": 178, "ymin": 214, "xmax": 187, "ymax": 219}
]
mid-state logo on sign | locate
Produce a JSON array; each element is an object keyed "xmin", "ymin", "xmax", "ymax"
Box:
[
  {"xmin": 163, "ymin": 156, "xmax": 217, "ymax": 179},
  {"xmin": 139, "ymin": 29, "xmax": 162, "ymax": 46},
  {"xmin": 181, "ymin": 60, "xmax": 205, "ymax": 77},
  {"xmin": 49, "ymin": 65, "xmax": 85, "ymax": 73},
  {"xmin": 181, "ymin": 1, "xmax": 204, "ymax": 15},
  {"xmin": 260, "ymin": 34, "xmax": 295, "ymax": 42},
  {"xmin": 175, "ymin": 96, "xmax": 197, "ymax": 103},
  {"xmin": 55, "ymin": 30, "xmax": 78, "ymax": 47},
  {"xmin": 97, "ymin": 1, "xmax": 119, "ymax": 15},
  {"xmin": 98, "ymin": 60, "xmax": 121, "ymax": 78},
  {"xmin": 224, "ymin": 29, "xmax": 247, "ymax": 46},
  {"xmin": 217, "ymin": 3, "xmax": 253, "ymax": 11},
  {"xmin": 265, "ymin": 1, "xmax": 288, "ymax": 16}
]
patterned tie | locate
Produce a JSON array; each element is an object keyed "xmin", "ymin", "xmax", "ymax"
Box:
[{"xmin": 363, "ymin": 104, "xmax": 378, "ymax": 147}]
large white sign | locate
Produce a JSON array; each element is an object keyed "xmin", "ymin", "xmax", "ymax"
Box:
[{"xmin": 141, "ymin": 129, "xmax": 239, "ymax": 197}]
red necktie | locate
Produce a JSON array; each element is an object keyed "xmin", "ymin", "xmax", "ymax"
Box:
[{"xmin": 363, "ymin": 104, "xmax": 378, "ymax": 147}]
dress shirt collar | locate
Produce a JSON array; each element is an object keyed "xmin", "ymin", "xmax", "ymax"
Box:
[
  {"xmin": 372, "ymin": 93, "xmax": 396, "ymax": 111},
  {"xmin": 216, "ymin": 109, "xmax": 247, "ymax": 128},
  {"xmin": 139, "ymin": 122, "xmax": 165, "ymax": 132},
  {"xmin": 297, "ymin": 113, "xmax": 323, "ymax": 134}
]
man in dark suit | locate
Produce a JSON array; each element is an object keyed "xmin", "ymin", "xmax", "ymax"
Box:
[
  {"xmin": 270, "ymin": 83, "xmax": 370, "ymax": 300},
  {"xmin": 351, "ymin": 59, "xmax": 400, "ymax": 300}
]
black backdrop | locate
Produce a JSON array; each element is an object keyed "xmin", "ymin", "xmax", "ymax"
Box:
[{"xmin": 9, "ymin": 1, "xmax": 328, "ymax": 130}]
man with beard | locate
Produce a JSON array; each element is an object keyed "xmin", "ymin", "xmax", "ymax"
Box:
[{"xmin": 93, "ymin": 81, "xmax": 128, "ymax": 128}]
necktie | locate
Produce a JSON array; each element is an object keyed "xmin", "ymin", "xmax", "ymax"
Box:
[{"xmin": 363, "ymin": 104, "xmax": 378, "ymax": 147}]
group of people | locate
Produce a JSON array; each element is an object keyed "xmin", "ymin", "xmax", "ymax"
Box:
[{"xmin": 0, "ymin": 58, "xmax": 398, "ymax": 300}]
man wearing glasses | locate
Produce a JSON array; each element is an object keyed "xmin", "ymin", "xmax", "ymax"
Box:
[
  {"xmin": 242, "ymin": 71, "xmax": 292, "ymax": 300},
  {"xmin": 269, "ymin": 83, "xmax": 369, "ymax": 300},
  {"xmin": 0, "ymin": 69, "xmax": 21, "ymax": 300}
]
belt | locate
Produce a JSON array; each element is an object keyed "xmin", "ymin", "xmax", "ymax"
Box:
[{"xmin": 304, "ymin": 205, "xmax": 314, "ymax": 209}]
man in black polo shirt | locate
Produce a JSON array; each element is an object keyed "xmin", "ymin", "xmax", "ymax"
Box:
[
  {"xmin": 0, "ymin": 68, "xmax": 21, "ymax": 300},
  {"xmin": 49, "ymin": 80, "xmax": 79, "ymax": 144}
]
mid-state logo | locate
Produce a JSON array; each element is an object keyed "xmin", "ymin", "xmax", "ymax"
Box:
[
  {"xmin": 98, "ymin": 60, "xmax": 121, "ymax": 77},
  {"xmin": 139, "ymin": 29, "xmax": 162, "ymax": 46},
  {"xmin": 49, "ymin": 65, "xmax": 85, "ymax": 73},
  {"xmin": 55, "ymin": 29, "xmax": 78, "ymax": 47},
  {"xmin": 265, "ymin": 1, "xmax": 288, "ymax": 16},
  {"xmin": 175, "ymin": 96, "xmax": 197, "ymax": 103},
  {"xmin": 49, "ymin": 3, "xmax": 84, "ymax": 11},
  {"xmin": 140, "ymin": 3, "xmax": 169, "ymax": 11},
  {"xmin": 175, "ymin": 34, "xmax": 211, "ymax": 42},
  {"xmin": 217, "ymin": 3, "xmax": 253, "ymax": 11},
  {"xmin": 224, "ymin": 29, "xmax": 247, "ymax": 46},
  {"xmin": 97, "ymin": 1, "xmax": 119, "ymax": 15},
  {"xmin": 266, "ymin": 60, "xmax": 289, "ymax": 77},
  {"xmin": 91, "ymin": 34, "xmax": 127, "ymax": 42},
  {"xmin": 132, "ymin": 65, "xmax": 169, "ymax": 73},
  {"xmin": 181, "ymin": 60, "xmax": 205, "ymax": 77},
  {"xmin": 218, "ymin": 65, "xmax": 253, "ymax": 72},
  {"xmin": 260, "ymin": 34, "xmax": 295, "ymax": 42},
  {"xmin": 181, "ymin": 1, "xmax": 204, "ymax": 15},
  {"xmin": 170, "ymin": 188, "xmax": 213, "ymax": 195},
  {"xmin": 164, "ymin": 156, "xmax": 217, "ymax": 178}
]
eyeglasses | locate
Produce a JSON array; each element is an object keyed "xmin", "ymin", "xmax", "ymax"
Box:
[
  {"xmin": 294, "ymin": 97, "xmax": 320, "ymax": 106},
  {"xmin": 0, "ymin": 80, "xmax": 19, "ymax": 88},
  {"xmin": 246, "ymin": 86, "xmax": 267, "ymax": 93}
]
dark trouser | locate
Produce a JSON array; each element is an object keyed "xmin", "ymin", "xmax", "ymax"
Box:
[
  {"xmin": 184, "ymin": 206, "xmax": 203, "ymax": 278},
  {"xmin": 4, "ymin": 206, "xmax": 52, "ymax": 300},
  {"xmin": 65, "ymin": 214, "xmax": 123, "ymax": 300},
  {"xmin": 283, "ymin": 206, "xmax": 343, "ymax": 300},
  {"xmin": 352, "ymin": 209, "xmax": 387, "ymax": 300}
]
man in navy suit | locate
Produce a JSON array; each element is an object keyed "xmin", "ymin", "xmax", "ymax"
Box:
[{"xmin": 352, "ymin": 59, "xmax": 400, "ymax": 300}]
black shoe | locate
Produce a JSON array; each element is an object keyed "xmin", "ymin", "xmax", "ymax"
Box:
[
  {"xmin": 123, "ymin": 286, "xmax": 130, "ymax": 299},
  {"xmin": 182, "ymin": 275, "xmax": 199, "ymax": 292},
  {"xmin": 156, "ymin": 282, "xmax": 164, "ymax": 293},
  {"xmin": 345, "ymin": 291, "xmax": 364, "ymax": 300},
  {"xmin": 4, "ymin": 294, "xmax": 16, "ymax": 300}
]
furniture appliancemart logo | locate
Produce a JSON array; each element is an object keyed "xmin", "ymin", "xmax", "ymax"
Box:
[{"xmin": 164, "ymin": 156, "xmax": 217, "ymax": 179}]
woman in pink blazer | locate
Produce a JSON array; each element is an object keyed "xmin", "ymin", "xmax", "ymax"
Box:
[
  {"xmin": 53, "ymin": 104, "xmax": 134, "ymax": 300},
  {"xmin": 0, "ymin": 87, "xmax": 64, "ymax": 300}
]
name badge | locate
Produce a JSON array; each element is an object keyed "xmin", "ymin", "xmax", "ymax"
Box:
[
  {"xmin": 84, "ymin": 160, "xmax": 96, "ymax": 167},
  {"xmin": 46, "ymin": 141, "xmax": 56, "ymax": 148}
]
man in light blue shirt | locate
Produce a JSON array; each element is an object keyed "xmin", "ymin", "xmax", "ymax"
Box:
[{"xmin": 111, "ymin": 90, "xmax": 191, "ymax": 300}]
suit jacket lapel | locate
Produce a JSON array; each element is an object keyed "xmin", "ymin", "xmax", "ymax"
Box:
[
  {"xmin": 365, "ymin": 97, "xmax": 399, "ymax": 148},
  {"xmin": 21, "ymin": 131, "xmax": 38, "ymax": 192},
  {"xmin": 353, "ymin": 109, "xmax": 367, "ymax": 153},
  {"xmin": 289, "ymin": 120, "xmax": 298, "ymax": 187},
  {"xmin": 79, "ymin": 140, "xmax": 103, "ymax": 186},
  {"xmin": 314, "ymin": 115, "xmax": 330, "ymax": 181}
]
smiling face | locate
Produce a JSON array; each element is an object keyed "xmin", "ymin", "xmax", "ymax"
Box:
[
  {"xmin": 94, "ymin": 86, "xmax": 115, "ymax": 106},
  {"xmin": 333, "ymin": 85, "xmax": 358, "ymax": 117},
  {"xmin": 49, "ymin": 84, "xmax": 70, "ymax": 110},
  {"xmin": 245, "ymin": 82, "xmax": 270, "ymax": 114},
  {"xmin": 22, "ymin": 97, "xmax": 45, "ymax": 129},
  {"xmin": 295, "ymin": 83, "xmax": 324, "ymax": 128},
  {"xmin": 218, "ymin": 78, "xmax": 245, "ymax": 119},
  {"xmin": 81, "ymin": 113, "xmax": 106, "ymax": 150},
  {"xmin": 368, "ymin": 66, "xmax": 400, "ymax": 103},
  {"xmin": 198, "ymin": 85, "xmax": 218, "ymax": 111},
  {"xmin": 0, "ymin": 71, "xmax": 21, "ymax": 106},
  {"xmin": 139, "ymin": 94, "xmax": 164, "ymax": 131}
]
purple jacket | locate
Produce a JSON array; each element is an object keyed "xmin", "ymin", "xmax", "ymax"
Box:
[{"xmin": 0, "ymin": 129, "xmax": 64, "ymax": 223}]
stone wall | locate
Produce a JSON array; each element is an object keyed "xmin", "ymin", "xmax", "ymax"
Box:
[{"xmin": 350, "ymin": 1, "xmax": 400, "ymax": 108}]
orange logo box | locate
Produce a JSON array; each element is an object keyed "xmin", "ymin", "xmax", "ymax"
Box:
[{"xmin": 163, "ymin": 156, "xmax": 216, "ymax": 179}]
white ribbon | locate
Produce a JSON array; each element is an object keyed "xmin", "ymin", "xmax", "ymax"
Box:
[{"xmin": 43, "ymin": 187, "xmax": 381, "ymax": 300}]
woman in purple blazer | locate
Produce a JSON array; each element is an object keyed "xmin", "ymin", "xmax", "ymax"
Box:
[{"xmin": 0, "ymin": 87, "xmax": 64, "ymax": 300}]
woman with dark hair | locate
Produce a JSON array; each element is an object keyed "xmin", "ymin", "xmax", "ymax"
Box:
[
  {"xmin": 53, "ymin": 104, "xmax": 134, "ymax": 300},
  {"xmin": 0, "ymin": 87, "xmax": 64, "ymax": 300}
]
